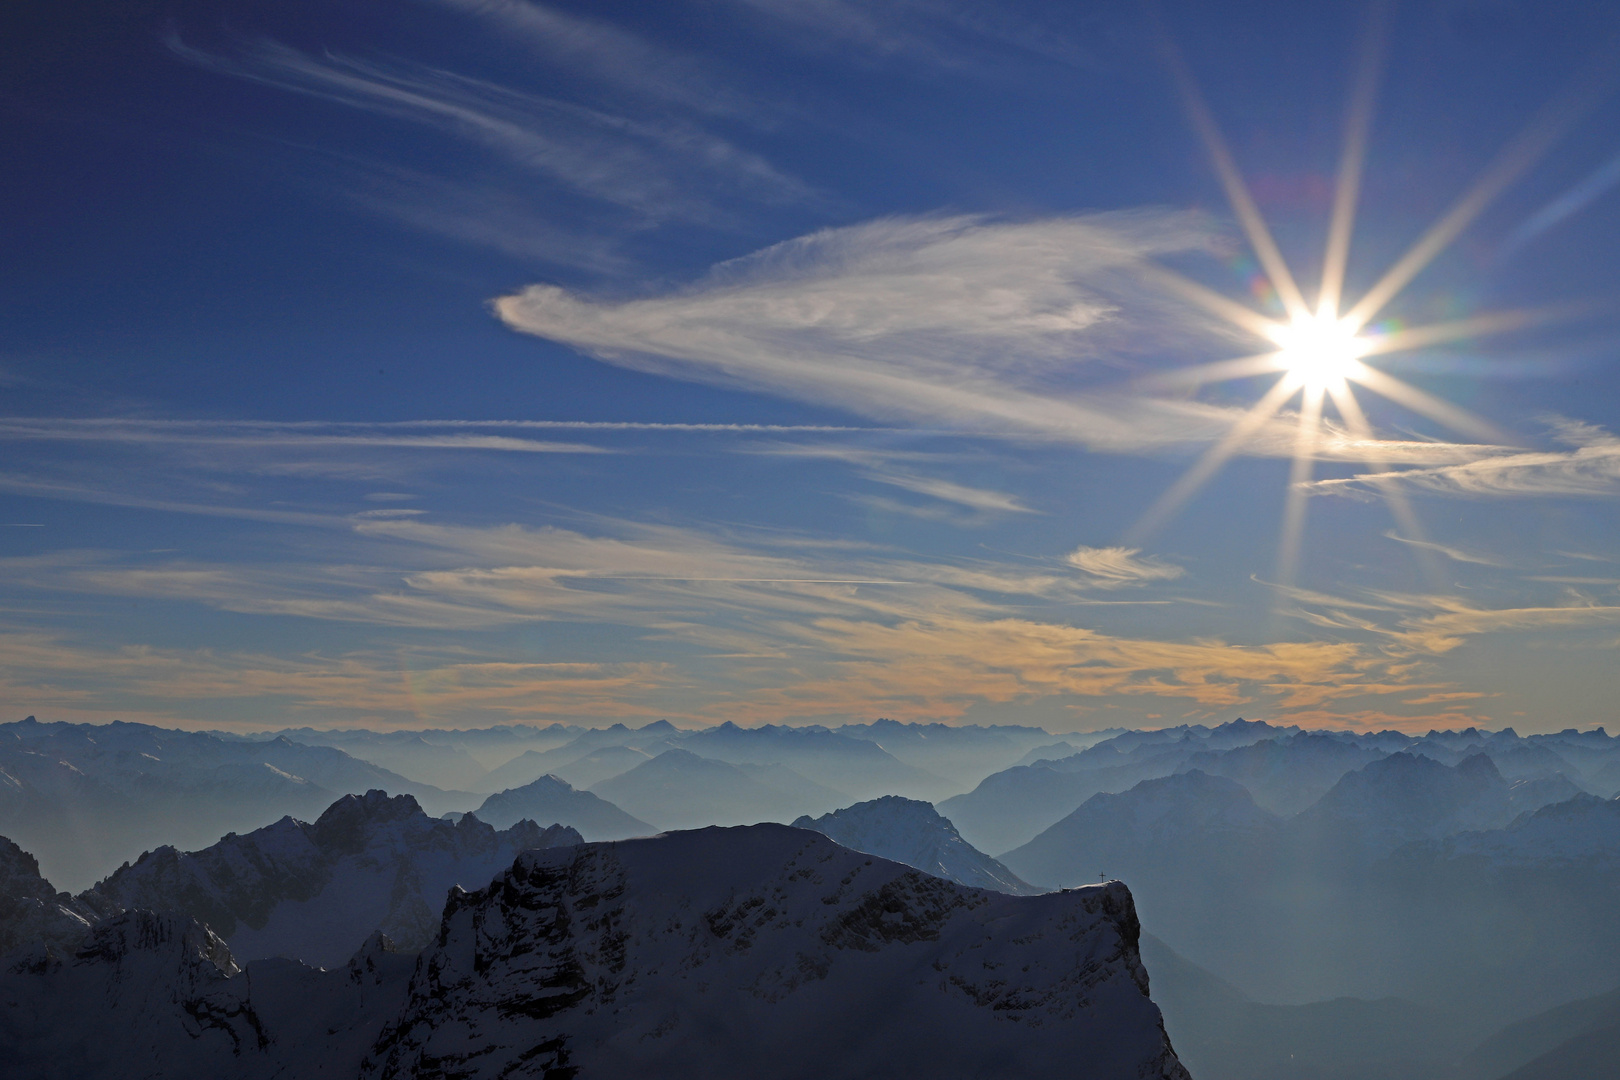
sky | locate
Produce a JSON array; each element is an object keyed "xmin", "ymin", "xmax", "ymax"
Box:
[{"xmin": 3, "ymin": 0, "xmax": 1620, "ymax": 735}]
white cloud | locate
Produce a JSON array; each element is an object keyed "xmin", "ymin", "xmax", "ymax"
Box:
[
  {"xmin": 495, "ymin": 212, "xmax": 1290, "ymax": 450},
  {"xmin": 1313, "ymin": 420, "xmax": 1620, "ymax": 499},
  {"xmin": 1065, "ymin": 546, "xmax": 1184, "ymax": 587}
]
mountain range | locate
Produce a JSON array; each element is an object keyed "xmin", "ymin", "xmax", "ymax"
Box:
[{"xmin": 0, "ymin": 826, "xmax": 1191, "ymax": 1080}]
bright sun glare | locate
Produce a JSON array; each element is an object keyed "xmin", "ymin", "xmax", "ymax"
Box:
[
  {"xmin": 1269, "ymin": 314, "xmax": 1368, "ymax": 390},
  {"xmin": 1125, "ymin": 5, "xmax": 1582, "ymax": 583}
]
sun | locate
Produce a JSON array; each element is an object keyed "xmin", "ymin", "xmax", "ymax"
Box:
[
  {"xmin": 1123, "ymin": 6, "xmax": 1575, "ymax": 582},
  {"xmin": 1268, "ymin": 314, "xmax": 1368, "ymax": 390}
]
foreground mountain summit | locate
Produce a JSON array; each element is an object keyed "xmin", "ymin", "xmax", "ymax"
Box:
[{"xmin": 0, "ymin": 825, "xmax": 1189, "ymax": 1080}]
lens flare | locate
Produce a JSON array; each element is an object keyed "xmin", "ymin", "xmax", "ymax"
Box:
[
  {"xmin": 1126, "ymin": 3, "xmax": 1594, "ymax": 581},
  {"xmin": 1269, "ymin": 314, "xmax": 1368, "ymax": 390}
]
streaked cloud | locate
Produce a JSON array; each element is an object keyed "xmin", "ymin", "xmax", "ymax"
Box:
[
  {"xmin": 167, "ymin": 35, "xmax": 811, "ymax": 223},
  {"xmin": 754, "ymin": 443, "xmax": 1034, "ymax": 514},
  {"xmin": 429, "ymin": 0, "xmax": 765, "ymax": 119},
  {"xmin": 496, "ymin": 212, "xmax": 1269, "ymax": 450},
  {"xmin": 1314, "ymin": 419, "xmax": 1620, "ymax": 499},
  {"xmin": 1065, "ymin": 546, "xmax": 1185, "ymax": 587},
  {"xmin": 1382, "ymin": 531, "xmax": 1507, "ymax": 566}
]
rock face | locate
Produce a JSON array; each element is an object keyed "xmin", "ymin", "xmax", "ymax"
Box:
[
  {"xmin": 82, "ymin": 790, "xmax": 581, "ymax": 967},
  {"xmin": 792, "ymin": 795, "xmax": 1038, "ymax": 895},
  {"xmin": 363, "ymin": 824, "xmax": 1190, "ymax": 1080},
  {"xmin": 0, "ymin": 911, "xmax": 415, "ymax": 1080},
  {"xmin": 0, "ymin": 835, "xmax": 98, "ymax": 956}
]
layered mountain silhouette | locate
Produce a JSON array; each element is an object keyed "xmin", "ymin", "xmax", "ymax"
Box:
[
  {"xmin": 590, "ymin": 748, "xmax": 845, "ymax": 830},
  {"xmin": 793, "ymin": 795, "xmax": 1036, "ymax": 895},
  {"xmin": 473, "ymin": 774, "xmax": 653, "ymax": 840}
]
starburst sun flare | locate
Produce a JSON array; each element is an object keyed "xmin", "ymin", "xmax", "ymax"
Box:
[{"xmin": 1125, "ymin": 4, "xmax": 1597, "ymax": 582}]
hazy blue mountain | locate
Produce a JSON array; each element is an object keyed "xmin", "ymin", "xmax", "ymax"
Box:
[
  {"xmin": 792, "ymin": 796, "xmax": 1037, "ymax": 895},
  {"xmin": 1174, "ymin": 731, "xmax": 1386, "ymax": 816},
  {"xmin": 1140, "ymin": 933, "xmax": 1476, "ymax": 1080},
  {"xmin": 678, "ymin": 722, "xmax": 955, "ymax": 801},
  {"xmin": 472, "ymin": 720, "xmax": 681, "ymax": 792},
  {"xmin": 269, "ymin": 730, "xmax": 492, "ymax": 791},
  {"xmin": 589, "ymin": 748, "xmax": 845, "ymax": 831},
  {"xmin": 472, "ymin": 774, "xmax": 653, "ymax": 840},
  {"xmin": 82, "ymin": 790, "xmax": 580, "ymax": 966},
  {"xmin": 1290, "ymin": 752, "xmax": 1577, "ymax": 860},
  {"xmin": 831, "ymin": 718, "xmax": 1065, "ymax": 789},
  {"xmin": 937, "ymin": 752, "xmax": 1187, "ymax": 855},
  {"xmin": 550, "ymin": 744, "xmax": 653, "ymax": 789},
  {"xmin": 1014, "ymin": 740, "xmax": 1084, "ymax": 767},
  {"xmin": 1002, "ymin": 770, "xmax": 1285, "ymax": 890},
  {"xmin": 1459, "ymin": 983, "xmax": 1620, "ymax": 1080}
]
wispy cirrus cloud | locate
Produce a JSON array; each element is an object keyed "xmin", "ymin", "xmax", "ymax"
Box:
[
  {"xmin": 754, "ymin": 443, "xmax": 1034, "ymax": 514},
  {"xmin": 0, "ymin": 417, "xmax": 608, "ymax": 455},
  {"xmin": 166, "ymin": 34, "xmax": 812, "ymax": 223},
  {"xmin": 724, "ymin": 0, "xmax": 1095, "ymax": 72},
  {"xmin": 427, "ymin": 0, "xmax": 766, "ymax": 119},
  {"xmin": 497, "ymin": 212, "xmax": 1257, "ymax": 449},
  {"xmin": 1065, "ymin": 545, "xmax": 1185, "ymax": 587},
  {"xmin": 0, "ymin": 514, "xmax": 1392, "ymax": 725},
  {"xmin": 494, "ymin": 213, "xmax": 1531, "ymax": 465},
  {"xmin": 1314, "ymin": 419, "xmax": 1620, "ymax": 499}
]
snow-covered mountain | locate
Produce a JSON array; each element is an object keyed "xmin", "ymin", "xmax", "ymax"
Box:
[
  {"xmin": 473, "ymin": 774, "xmax": 653, "ymax": 840},
  {"xmin": 792, "ymin": 795, "xmax": 1037, "ymax": 895},
  {"xmin": 0, "ymin": 826, "xmax": 1189, "ymax": 1080},
  {"xmin": 363, "ymin": 824, "xmax": 1190, "ymax": 1079},
  {"xmin": 0, "ymin": 911, "xmax": 415, "ymax": 1080},
  {"xmin": 82, "ymin": 790, "xmax": 580, "ymax": 967},
  {"xmin": 589, "ymin": 747, "xmax": 846, "ymax": 831},
  {"xmin": 0, "ymin": 835, "xmax": 98, "ymax": 956}
]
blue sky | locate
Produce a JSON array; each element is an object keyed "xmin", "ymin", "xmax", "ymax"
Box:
[{"xmin": 4, "ymin": 0, "xmax": 1620, "ymax": 733}]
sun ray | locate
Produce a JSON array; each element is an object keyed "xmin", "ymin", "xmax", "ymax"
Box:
[
  {"xmin": 1276, "ymin": 384, "xmax": 1326, "ymax": 586},
  {"xmin": 1135, "ymin": 263, "xmax": 1285, "ymax": 341},
  {"xmin": 1324, "ymin": 380, "xmax": 1444, "ymax": 584},
  {"xmin": 1358, "ymin": 304, "xmax": 1581, "ymax": 357},
  {"xmin": 1317, "ymin": 0, "xmax": 1389, "ymax": 318},
  {"xmin": 1155, "ymin": 33, "xmax": 1311, "ymax": 321},
  {"xmin": 1344, "ymin": 58, "xmax": 1616, "ymax": 331},
  {"xmin": 1345, "ymin": 361, "xmax": 1505, "ymax": 442},
  {"xmin": 1126, "ymin": 373, "xmax": 1302, "ymax": 543},
  {"xmin": 1135, "ymin": 351, "xmax": 1287, "ymax": 391}
]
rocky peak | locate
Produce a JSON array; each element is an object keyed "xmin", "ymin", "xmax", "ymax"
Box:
[{"xmin": 311, "ymin": 790, "xmax": 427, "ymax": 853}]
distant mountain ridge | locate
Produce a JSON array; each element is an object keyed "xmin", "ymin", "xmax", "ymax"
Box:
[
  {"xmin": 793, "ymin": 795, "xmax": 1037, "ymax": 895},
  {"xmin": 0, "ymin": 717, "xmax": 477, "ymax": 890},
  {"xmin": 473, "ymin": 774, "xmax": 653, "ymax": 839}
]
